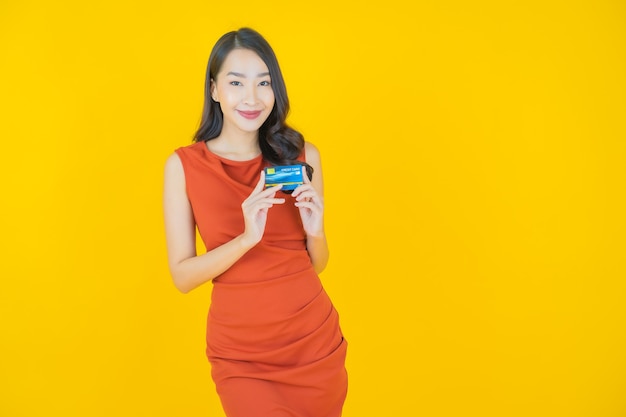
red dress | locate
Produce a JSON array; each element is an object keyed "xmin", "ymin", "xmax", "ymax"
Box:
[{"xmin": 176, "ymin": 141, "xmax": 348, "ymax": 417}]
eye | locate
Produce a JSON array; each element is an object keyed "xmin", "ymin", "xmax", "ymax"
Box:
[
  {"xmin": 229, "ymin": 81, "xmax": 242, "ymax": 86},
  {"xmin": 259, "ymin": 80, "xmax": 271, "ymax": 86}
]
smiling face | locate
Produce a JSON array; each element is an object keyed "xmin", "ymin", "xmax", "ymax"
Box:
[{"xmin": 210, "ymin": 48, "xmax": 275, "ymax": 136}]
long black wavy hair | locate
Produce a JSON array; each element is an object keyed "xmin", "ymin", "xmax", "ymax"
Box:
[{"xmin": 194, "ymin": 28, "xmax": 312, "ymax": 177}]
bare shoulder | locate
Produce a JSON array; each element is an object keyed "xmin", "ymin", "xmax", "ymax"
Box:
[
  {"xmin": 164, "ymin": 152, "xmax": 187, "ymax": 196},
  {"xmin": 165, "ymin": 152, "xmax": 182, "ymax": 169},
  {"xmin": 304, "ymin": 141, "xmax": 321, "ymax": 166},
  {"xmin": 304, "ymin": 142, "xmax": 324, "ymax": 192},
  {"xmin": 164, "ymin": 152, "xmax": 184, "ymax": 177}
]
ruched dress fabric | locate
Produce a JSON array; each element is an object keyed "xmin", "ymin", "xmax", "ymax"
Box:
[{"xmin": 175, "ymin": 142, "xmax": 348, "ymax": 417}]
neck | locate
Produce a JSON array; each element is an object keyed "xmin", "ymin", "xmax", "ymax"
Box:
[{"xmin": 208, "ymin": 126, "xmax": 262, "ymax": 161}]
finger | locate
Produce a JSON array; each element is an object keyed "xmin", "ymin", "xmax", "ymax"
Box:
[
  {"xmin": 291, "ymin": 183, "xmax": 313, "ymax": 198},
  {"xmin": 244, "ymin": 195, "xmax": 285, "ymax": 210},
  {"xmin": 292, "ymin": 166, "xmax": 311, "ymax": 194},
  {"xmin": 263, "ymin": 197, "xmax": 286, "ymax": 205},
  {"xmin": 294, "ymin": 201, "xmax": 321, "ymax": 212},
  {"xmin": 253, "ymin": 202, "xmax": 279, "ymax": 211},
  {"xmin": 294, "ymin": 189, "xmax": 317, "ymax": 202},
  {"xmin": 259, "ymin": 184, "xmax": 283, "ymax": 198},
  {"xmin": 247, "ymin": 184, "xmax": 283, "ymax": 206},
  {"xmin": 250, "ymin": 194, "xmax": 286, "ymax": 206},
  {"xmin": 252, "ymin": 170, "xmax": 266, "ymax": 194},
  {"xmin": 303, "ymin": 166, "xmax": 312, "ymax": 184}
]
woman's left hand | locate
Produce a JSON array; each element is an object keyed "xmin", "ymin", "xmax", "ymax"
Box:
[{"xmin": 292, "ymin": 170, "xmax": 324, "ymax": 238}]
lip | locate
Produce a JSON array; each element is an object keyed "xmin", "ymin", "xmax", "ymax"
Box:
[{"xmin": 237, "ymin": 110, "xmax": 262, "ymax": 120}]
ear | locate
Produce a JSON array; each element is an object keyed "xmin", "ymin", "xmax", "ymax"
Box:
[{"xmin": 210, "ymin": 79, "xmax": 219, "ymax": 102}]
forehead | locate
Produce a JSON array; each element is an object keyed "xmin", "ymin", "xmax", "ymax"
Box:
[{"xmin": 219, "ymin": 48, "xmax": 269, "ymax": 76}]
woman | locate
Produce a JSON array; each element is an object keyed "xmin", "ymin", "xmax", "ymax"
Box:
[{"xmin": 163, "ymin": 28, "xmax": 348, "ymax": 417}]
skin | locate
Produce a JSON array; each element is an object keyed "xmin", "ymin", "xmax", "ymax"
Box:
[{"xmin": 163, "ymin": 48, "xmax": 328, "ymax": 293}]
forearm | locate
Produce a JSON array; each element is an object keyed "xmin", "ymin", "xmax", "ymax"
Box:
[
  {"xmin": 306, "ymin": 232, "xmax": 329, "ymax": 274},
  {"xmin": 169, "ymin": 234, "xmax": 255, "ymax": 293}
]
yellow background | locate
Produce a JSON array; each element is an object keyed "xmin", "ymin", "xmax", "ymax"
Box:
[{"xmin": 1, "ymin": 1, "xmax": 625, "ymax": 416}]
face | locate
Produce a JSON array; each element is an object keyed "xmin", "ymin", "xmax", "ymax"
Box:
[{"xmin": 211, "ymin": 48, "xmax": 275, "ymax": 135}]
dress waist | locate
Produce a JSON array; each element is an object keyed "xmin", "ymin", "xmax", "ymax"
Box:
[{"xmin": 209, "ymin": 266, "xmax": 322, "ymax": 326}]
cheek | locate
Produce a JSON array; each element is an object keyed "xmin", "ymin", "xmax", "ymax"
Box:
[
  {"xmin": 221, "ymin": 89, "xmax": 241, "ymax": 104},
  {"xmin": 262, "ymin": 90, "xmax": 276, "ymax": 107},
  {"xmin": 264, "ymin": 88, "xmax": 275, "ymax": 98}
]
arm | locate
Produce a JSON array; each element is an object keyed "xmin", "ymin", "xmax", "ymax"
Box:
[
  {"xmin": 292, "ymin": 142, "xmax": 330, "ymax": 274},
  {"xmin": 163, "ymin": 153, "xmax": 284, "ymax": 293}
]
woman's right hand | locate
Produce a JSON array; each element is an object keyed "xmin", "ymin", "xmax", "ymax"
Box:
[{"xmin": 240, "ymin": 170, "xmax": 284, "ymax": 247}]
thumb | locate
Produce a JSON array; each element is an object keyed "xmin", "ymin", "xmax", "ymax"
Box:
[{"xmin": 252, "ymin": 170, "xmax": 266, "ymax": 193}]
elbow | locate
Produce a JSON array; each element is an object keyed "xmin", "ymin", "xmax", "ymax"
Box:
[
  {"xmin": 173, "ymin": 280, "xmax": 194, "ymax": 294},
  {"xmin": 168, "ymin": 259, "xmax": 214, "ymax": 293},
  {"xmin": 170, "ymin": 270, "xmax": 195, "ymax": 294},
  {"xmin": 312, "ymin": 255, "xmax": 329, "ymax": 275},
  {"xmin": 174, "ymin": 282, "xmax": 192, "ymax": 294},
  {"xmin": 314, "ymin": 263, "xmax": 328, "ymax": 275}
]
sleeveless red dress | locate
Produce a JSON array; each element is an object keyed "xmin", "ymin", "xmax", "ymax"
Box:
[{"xmin": 175, "ymin": 141, "xmax": 348, "ymax": 417}]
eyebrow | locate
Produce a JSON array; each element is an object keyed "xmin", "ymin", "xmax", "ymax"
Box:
[{"xmin": 226, "ymin": 71, "xmax": 271, "ymax": 78}]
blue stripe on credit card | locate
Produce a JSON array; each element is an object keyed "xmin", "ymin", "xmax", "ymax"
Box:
[{"xmin": 264, "ymin": 165, "xmax": 304, "ymax": 191}]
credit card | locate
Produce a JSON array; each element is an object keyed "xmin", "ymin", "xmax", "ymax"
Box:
[{"xmin": 264, "ymin": 165, "xmax": 304, "ymax": 192}]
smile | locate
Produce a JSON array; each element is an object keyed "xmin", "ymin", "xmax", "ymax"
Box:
[{"xmin": 237, "ymin": 110, "xmax": 262, "ymax": 120}]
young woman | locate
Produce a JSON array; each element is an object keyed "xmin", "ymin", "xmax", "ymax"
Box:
[{"xmin": 163, "ymin": 28, "xmax": 348, "ymax": 417}]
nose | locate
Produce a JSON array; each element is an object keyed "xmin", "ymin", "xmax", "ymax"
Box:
[{"xmin": 243, "ymin": 85, "xmax": 258, "ymax": 106}]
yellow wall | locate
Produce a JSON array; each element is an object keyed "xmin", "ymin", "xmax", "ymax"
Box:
[{"xmin": 1, "ymin": 1, "xmax": 625, "ymax": 416}]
